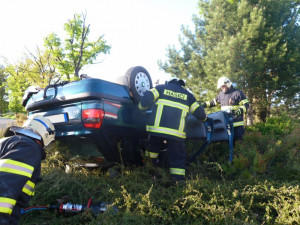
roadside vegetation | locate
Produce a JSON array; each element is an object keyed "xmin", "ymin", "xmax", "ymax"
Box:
[
  {"xmin": 0, "ymin": 112, "xmax": 16, "ymax": 119},
  {"xmin": 0, "ymin": 113, "xmax": 294, "ymax": 225},
  {"xmin": 0, "ymin": 0, "xmax": 298, "ymax": 224}
]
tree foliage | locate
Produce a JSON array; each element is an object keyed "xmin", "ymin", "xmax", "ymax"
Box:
[
  {"xmin": 159, "ymin": 0, "xmax": 300, "ymax": 123},
  {"xmin": 4, "ymin": 49, "xmax": 60, "ymax": 113},
  {"xmin": 22, "ymin": 47, "xmax": 62, "ymax": 86},
  {"xmin": 44, "ymin": 13, "xmax": 111, "ymax": 80},
  {"xmin": 5, "ymin": 63, "xmax": 30, "ymax": 113},
  {"xmin": 0, "ymin": 65, "xmax": 9, "ymax": 115},
  {"xmin": 4, "ymin": 12, "xmax": 112, "ymax": 113}
]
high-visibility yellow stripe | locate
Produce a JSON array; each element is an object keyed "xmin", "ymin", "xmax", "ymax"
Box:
[
  {"xmin": 154, "ymin": 104, "xmax": 163, "ymax": 127},
  {"xmin": 0, "ymin": 197, "xmax": 16, "ymax": 215},
  {"xmin": 179, "ymin": 111, "xmax": 187, "ymax": 132},
  {"xmin": 22, "ymin": 180, "xmax": 35, "ymax": 196},
  {"xmin": 233, "ymin": 121, "xmax": 244, "ymax": 127},
  {"xmin": 146, "ymin": 126, "xmax": 186, "ymax": 139},
  {"xmin": 0, "ymin": 159, "xmax": 34, "ymax": 178},
  {"xmin": 156, "ymin": 99, "xmax": 189, "ymax": 112},
  {"xmin": 150, "ymin": 99, "xmax": 189, "ymax": 139},
  {"xmin": 22, "ymin": 186, "xmax": 33, "ymax": 196},
  {"xmin": 239, "ymin": 99, "xmax": 249, "ymax": 105},
  {"xmin": 170, "ymin": 168, "xmax": 185, "ymax": 176},
  {"xmin": 163, "ymin": 89, "xmax": 187, "ymax": 100},
  {"xmin": 146, "ymin": 151, "xmax": 159, "ymax": 159},
  {"xmin": 240, "ymin": 106, "xmax": 246, "ymax": 112},
  {"xmin": 150, "ymin": 88, "xmax": 159, "ymax": 102},
  {"xmin": 190, "ymin": 102, "xmax": 200, "ymax": 114},
  {"xmin": 138, "ymin": 102, "xmax": 148, "ymax": 110},
  {"xmin": 154, "ymin": 99, "xmax": 189, "ymax": 132}
]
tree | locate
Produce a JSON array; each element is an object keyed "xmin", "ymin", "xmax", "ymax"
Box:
[
  {"xmin": 4, "ymin": 12, "xmax": 111, "ymax": 113},
  {"xmin": 3, "ymin": 46, "xmax": 64, "ymax": 114},
  {"xmin": 159, "ymin": 0, "xmax": 300, "ymax": 123},
  {"xmin": 5, "ymin": 63, "xmax": 30, "ymax": 113},
  {"xmin": 44, "ymin": 13, "xmax": 111, "ymax": 81},
  {"xmin": 0, "ymin": 65, "xmax": 9, "ymax": 115},
  {"xmin": 20, "ymin": 47, "xmax": 62, "ymax": 87}
]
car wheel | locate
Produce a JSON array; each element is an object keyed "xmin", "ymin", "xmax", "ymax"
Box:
[{"xmin": 125, "ymin": 66, "xmax": 153, "ymax": 103}]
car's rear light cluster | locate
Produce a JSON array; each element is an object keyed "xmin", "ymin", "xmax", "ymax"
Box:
[{"xmin": 82, "ymin": 109, "xmax": 105, "ymax": 129}]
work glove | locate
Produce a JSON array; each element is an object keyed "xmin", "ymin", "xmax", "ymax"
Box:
[
  {"xmin": 199, "ymin": 102, "xmax": 207, "ymax": 108},
  {"xmin": 234, "ymin": 108, "xmax": 243, "ymax": 116}
]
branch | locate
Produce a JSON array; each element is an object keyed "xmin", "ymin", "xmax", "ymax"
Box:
[
  {"xmin": 45, "ymin": 37, "xmax": 63, "ymax": 63},
  {"xmin": 75, "ymin": 13, "xmax": 89, "ymax": 76}
]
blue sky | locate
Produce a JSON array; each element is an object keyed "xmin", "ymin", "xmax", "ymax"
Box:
[{"xmin": 0, "ymin": 0, "xmax": 199, "ymax": 84}]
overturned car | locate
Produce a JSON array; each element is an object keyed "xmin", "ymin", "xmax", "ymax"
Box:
[{"xmin": 22, "ymin": 66, "xmax": 234, "ymax": 165}]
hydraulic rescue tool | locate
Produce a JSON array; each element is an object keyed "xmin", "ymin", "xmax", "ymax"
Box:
[{"xmin": 21, "ymin": 198, "xmax": 117, "ymax": 217}]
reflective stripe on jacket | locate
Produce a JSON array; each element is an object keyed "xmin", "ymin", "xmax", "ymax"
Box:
[
  {"xmin": 0, "ymin": 135, "xmax": 44, "ymax": 224},
  {"xmin": 139, "ymin": 82, "xmax": 206, "ymax": 141},
  {"xmin": 22, "ymin": 180, "xmax": 36, "ymax": 196},
  {"xmin": 0, "ymin": 159, "xmax": 34, "ymax": 178},
  {"xmin": 0, "ymin": 197, "xmax": 16, "ymax": 215}
]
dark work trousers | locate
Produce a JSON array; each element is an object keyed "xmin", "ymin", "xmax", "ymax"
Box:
[
  {"xmin": 149, "ymin": 135, "xmax": 186, "ymax": 181},
  {"xmin": 233, "ymin": 126, "xmax": 245, "ymax": 148},
  {"xmin": 234, "ymin": 126, "xmax": 245, "ymax": 143}
]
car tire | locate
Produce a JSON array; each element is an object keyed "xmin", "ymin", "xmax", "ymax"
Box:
[{"xmin": 125, "ymin": 66, "xmax": 153, "ymax": 103}]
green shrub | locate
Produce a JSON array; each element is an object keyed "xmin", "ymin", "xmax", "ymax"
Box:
[
  {"xmin": 247, "ymin": 114, "xmax": 296, "ymax": 137},
  {"xmin": 12, "ymin": 114, "xmax": 300, "ymax": 224}
]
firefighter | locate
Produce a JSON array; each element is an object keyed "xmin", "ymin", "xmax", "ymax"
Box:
[
  {"xmin": 0, "ymin": 115, "xmax": 55, "ymax": 225},
  {"xmin": 138, "ymin": 78, "xmax": 207, "ymax": 182},
  {"xmin": 200, "ymin": 76, "xmax": 249, "ymax": 142}
]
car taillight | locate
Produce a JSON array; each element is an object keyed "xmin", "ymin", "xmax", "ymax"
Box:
[{"xmin": 82, "ymin": 109, "xmax": 105, "ymax": 129}]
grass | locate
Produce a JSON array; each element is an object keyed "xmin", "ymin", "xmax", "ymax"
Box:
[
  {"xmin": 0, "ymin": 112, "xmax": 17, "ymax": 119},
  {"xmin": 0, "ymin": 114, "xmax": 299, "ymax": 224},
  {"xmin": 21, "ymin": 157, "xmax": 299, "ymax": 225}
]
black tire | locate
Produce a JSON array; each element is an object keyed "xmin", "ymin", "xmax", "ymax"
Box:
[{"xmin": 125, "ymin": 66, "xmax": 153, "ymax": 103}]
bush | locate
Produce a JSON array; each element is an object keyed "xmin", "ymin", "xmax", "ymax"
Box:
[
  {"xmin": 247, "ymin": 113, "xmax": 296, "ymax": 137},
  {"xmin": 187, "ymin": 114, "xmax": 300, "ymax": 182},
  {"xmin": 9, "ymin": 114, "xmax": 300, "ymax": 224}
]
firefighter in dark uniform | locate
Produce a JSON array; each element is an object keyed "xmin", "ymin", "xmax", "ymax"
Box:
[
  {"xmin": 0, "ymin": 115, "xmax": 55, "ymax": 225},
  {"xmin": 138, "ymin": 78, "xmax": 207, "ymax": 182},
  {"xmin": 200, "ymin": 76, "xmax": 249, "ymax": 142}
]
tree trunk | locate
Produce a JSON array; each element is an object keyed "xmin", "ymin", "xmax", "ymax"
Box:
[
  {"xmin": 258, "ymin": 107, "xmax": 268, "ymax": 123},
  {"xmin": 247, "ymin": 104, "xmax": 254, "ymax": 125}
]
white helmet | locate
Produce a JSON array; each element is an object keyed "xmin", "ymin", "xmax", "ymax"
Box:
[
  {"xmin": 217, "ymin": 76, "xmax": 232, "ymax": 89},
  {"xmin": 9, "ymin": 115, "xmax": 55, "ymax": 146}
]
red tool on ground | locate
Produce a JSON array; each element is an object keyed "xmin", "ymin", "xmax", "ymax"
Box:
[{"xmin": 21, "ymin": 198, "xmax": 117, "ymax": 216}]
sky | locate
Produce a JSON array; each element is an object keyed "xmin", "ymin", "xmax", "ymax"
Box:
[{"xmin": 0, "ymin": 0, "xmax": 199, "ymax": 84}]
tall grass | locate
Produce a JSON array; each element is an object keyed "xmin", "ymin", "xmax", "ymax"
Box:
[{"xmin": 0, "ymin": 114, "xmax": 298, "ymax": 224}]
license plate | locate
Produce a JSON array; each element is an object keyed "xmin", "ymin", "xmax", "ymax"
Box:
[{"xmin": 46, "ymin": 113, "xmax": 68, "ymax": 124}]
